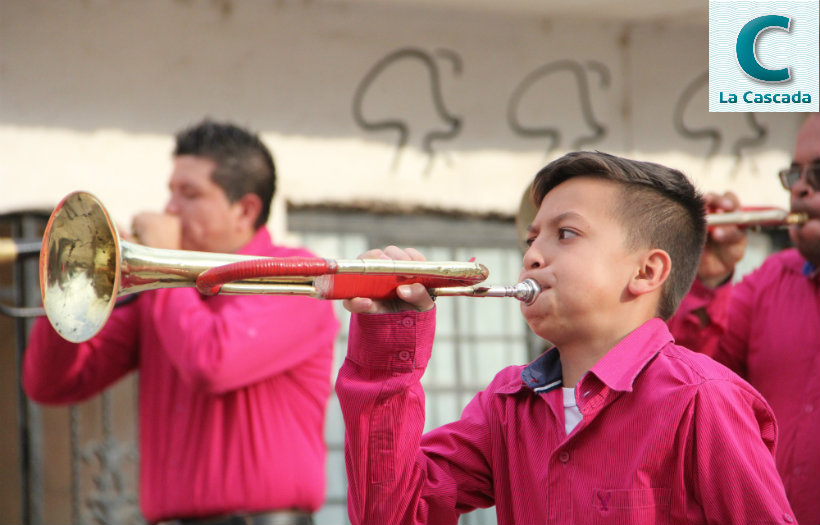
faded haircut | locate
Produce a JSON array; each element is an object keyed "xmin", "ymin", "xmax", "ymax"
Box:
[{"xmin": 531, "ymin": 151, "xmax": 706, "ymax": 319}]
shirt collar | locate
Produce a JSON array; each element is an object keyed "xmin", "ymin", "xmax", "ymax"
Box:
[
  {"xmin": 804, "ymin": 260, "xmax": 818, "ymax": 278},
  {"xmin": 520, "ymin": 349, "xmax": 563, "ymax": 394},
  {"xmin": 517, "ymin": 318, "xmax": 673, "ymax": 394},
  {"xmin": 587, "ymin": 318, "xmax": 672, "ymax": 392},
  {"xmin": 236, "ymin": 227, "xmax": 272, "ymax": 256}
]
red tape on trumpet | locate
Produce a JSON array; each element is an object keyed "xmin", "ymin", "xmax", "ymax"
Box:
[
  {"xmin": 196, "ymin": 257, "xmax": 336, "ymax": 296},
  {"xmin": 313, "ymin": 273, "xmax": 479, "ymax": 300},
  {"xmin": 195, "ymin": 257, "xmax": 487, "ymax": 299}
]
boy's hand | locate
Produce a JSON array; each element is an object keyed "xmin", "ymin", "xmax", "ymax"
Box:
[
  {"xmin": 699, "ymin": 192, "xmax": 748, "ymax": 288},
  {"xmin": 343, "ymin": 246, "xmax": 436, "ymax": 314}
]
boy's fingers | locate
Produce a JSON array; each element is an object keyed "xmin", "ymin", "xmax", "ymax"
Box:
[
  {"xmin": 342, "ymin": 297, "xmax": 376, "ymax": 314},
  {"xmin": 404, "ymin": 247, "xmax": 427, "ymax": 262},
  {"xmin": 383, "ymin": 245, "xmax": 412, "ymax": 260},
  {"xmin": 397, "ymin": 283, "xmax": 435, "ymax": 312}
]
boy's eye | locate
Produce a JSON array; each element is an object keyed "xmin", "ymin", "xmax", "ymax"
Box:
[
  {"xmin": 558, "ymin": 228, "xmax": 578, "ymax": 240},
  {"xmin": 525, "ymin": 237, "xmax": 535, "ymax": 247}
]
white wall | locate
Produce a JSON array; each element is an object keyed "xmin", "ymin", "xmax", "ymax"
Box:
[{"xmin": 0, "ymin": 0, "xmax": 805, "ymax": 243}]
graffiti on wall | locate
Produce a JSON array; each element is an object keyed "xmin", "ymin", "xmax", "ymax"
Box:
[
  {"xmin": 507, "ymin": 59, "xmax": 610, "ymax": 156},
  {"xmin": 352, "ymin": 47, "xmax": 463, "ymax": 174},
  {"xmin": 674, "ymin": 71, "xmax": 769, "ymax": 159},
  {"xmin": 354, "ymin": 49, "xmax": 776, "ymax": 176}
]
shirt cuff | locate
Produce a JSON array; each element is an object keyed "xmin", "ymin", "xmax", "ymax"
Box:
[
  {"xmin": 347, "ymin": 308, "xmax": 436, "ymax": 372},
  {"xmin": 688, "ymin": 276, "xmax": 732, "ymax": 309}
]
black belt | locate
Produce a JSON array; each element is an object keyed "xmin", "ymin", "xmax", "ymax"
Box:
[{"xmin": 155, "ymin": 510, "xmax": 313, "ymax": 525}]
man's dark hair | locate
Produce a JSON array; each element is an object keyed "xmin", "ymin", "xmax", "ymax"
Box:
[
  {"xmin": 531, "ymin": 151, "xmax": 707, "ymax": 320},
  {"xmin": 174, "ymin": 119, "xmax": 276, "ymax": 229}
]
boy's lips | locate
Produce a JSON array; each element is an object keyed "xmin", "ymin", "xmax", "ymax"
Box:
[{"xmin": 521, "ymin": 276, "xmax": 549, "ymax": 294}]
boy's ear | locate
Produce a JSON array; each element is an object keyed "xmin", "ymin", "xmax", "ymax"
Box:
[{"xmin": 628, "ymin": 249, "xmax": 671, "ymax": 297}]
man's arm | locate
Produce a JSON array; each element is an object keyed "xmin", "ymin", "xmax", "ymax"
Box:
[
  {"xmin": 23, "ymin": 298, "xmax": 141, "ymax": 404},
  {"xmin": 667, "ymin": 278, "xmax": 733, "ymax": 358},
  {"xmin": 669, "ymin": 192, "xmax": 747, "ymax": 357}
]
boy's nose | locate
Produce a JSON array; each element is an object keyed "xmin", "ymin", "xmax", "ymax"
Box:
[{"xmin": 522, "ymin": 245, "xmax": 543, "ymax": 269}]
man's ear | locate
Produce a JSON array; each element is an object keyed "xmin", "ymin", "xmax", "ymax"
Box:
[
  {"xmin": 628, "ymin": 249, "xmax": 671, "ymax": 297},
  {"xmin": 234, "ymin": 193, "xmax": 263, "ymax": 230}
]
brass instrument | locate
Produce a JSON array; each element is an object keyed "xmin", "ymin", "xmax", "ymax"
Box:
[
  {"xmin": 0, "ymin": 237, "xmax": 46, "ymax": 317},
  {"xmin": 515, "ymin": 183, "xmax": 809, "ymax": 251},
  {"xmin": 705, "ymin": 208, "xmax": 808, "ymax": 228},
  {"xmin": 41, "ymin": 191, "xmax": 541, "ymax": 343},
  {"xmin": 0, "ymin": 237, "xmax": 41, "ymax": 264}
]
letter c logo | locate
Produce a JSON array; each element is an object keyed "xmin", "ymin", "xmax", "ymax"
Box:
[{"xmin": 736, "ymin": 15, "xmax": 792, "ymax": 82}]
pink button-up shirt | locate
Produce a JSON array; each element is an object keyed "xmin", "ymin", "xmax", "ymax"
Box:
[
  {"xmin": 23, "ymin": 228, "xmax": 339, "ymax": 523},
  {"xmin": 671, "ymin": 248, "xmax": 820, "ymax": 525},
  {"xmin": 336, "ymin": 312, "xmax": 794, "ymax": 524}
]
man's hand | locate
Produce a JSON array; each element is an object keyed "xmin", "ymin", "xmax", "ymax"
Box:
[
  {"xmin": 342, "ymin": 246, "xmax": 436, "ymax": 314},
  {"xmin": 131, "ymin": 212, "xmax": 182, "ymax": 250},
  {"xmin": 699, "ymin": 192, "xmax": 748, "ymax": 288}
]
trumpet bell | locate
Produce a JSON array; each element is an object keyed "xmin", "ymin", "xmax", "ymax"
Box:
[{"xmin": 40, "ymin": 191, "xmax": 121, "ymax": 343}]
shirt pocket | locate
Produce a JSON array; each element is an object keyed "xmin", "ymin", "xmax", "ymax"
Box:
[{"xmin": 589, "ymin": 487, "xmax": 671, "ymax": 525}]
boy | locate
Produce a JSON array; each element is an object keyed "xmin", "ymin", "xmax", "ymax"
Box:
[{"xmin": 335, "ymin": 151, "xmax": 794, "ymax": 524}]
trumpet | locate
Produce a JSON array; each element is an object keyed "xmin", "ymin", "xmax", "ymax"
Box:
[
  {"xmin": 515, "ymin": 182, "xmax": 808, "ymax": 251},
  {"xmin": 0, "ymin": 237, "xmax": 41, "ymax": 264},
  {"xmin": 705, "ymin": 207, "xmax": 808, "ymax": 228},
  {"xmin": 0, "ymin": 238, "xmax": 46, "ymax": 318},
  {"xmin": 40, "ymin": 191, "xmax": 541, "ymax": 343}
]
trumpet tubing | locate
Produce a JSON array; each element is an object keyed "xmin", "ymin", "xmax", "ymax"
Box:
[
  {"xmin": 0, "ymin": 238, "xmax": 41, "ymax": 264},
  {"xmin": 41, "ymin": 191, "xmax": 532, "ymax": 343},
  {"xmin": 514, "ymin": 184, "xmax": 806, "ymax": 252},
  {"xmin": 705, "ymin": 208, "xmax": 808, "ymax": 228},
  {"xmin": 430, "ymin": 279, "xmax": 541, "ymax": 305}
]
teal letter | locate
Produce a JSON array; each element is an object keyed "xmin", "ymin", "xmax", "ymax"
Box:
[{"xmin": 736, "ymin": 15, "xmax": 791, "ymax": 82}]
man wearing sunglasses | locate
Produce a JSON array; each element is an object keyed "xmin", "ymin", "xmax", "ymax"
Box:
[{"xmin": 669, "ymin": 113, "xmax": 820, "ymax": 525}]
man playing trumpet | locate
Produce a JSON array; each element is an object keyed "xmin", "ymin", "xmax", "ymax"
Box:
[
  {"xmin": 669, "ymin": 112, "xmax": 820, "ymax": 525},
  {"xmin": 23, "ymin": 120, "xmax": 339, "ymax": 525}
]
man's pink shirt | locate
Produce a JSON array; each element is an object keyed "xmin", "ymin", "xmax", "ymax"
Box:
[
  {"xmin": 24, "ymin": 228, "xmax": 339, "ymax": 522},
  {"xmin": 672, "ymin": 248, "xmax": 820, "ymax": 525}
]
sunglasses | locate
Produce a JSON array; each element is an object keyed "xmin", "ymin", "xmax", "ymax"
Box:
[{"xmin": 779, "ymin": 159, "xmax": 820, "ymax": 191}]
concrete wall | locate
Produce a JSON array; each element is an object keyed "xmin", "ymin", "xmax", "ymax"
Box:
[{"xmin": 1, "ymin": 0, "xmax": 804, "ymax": 244}]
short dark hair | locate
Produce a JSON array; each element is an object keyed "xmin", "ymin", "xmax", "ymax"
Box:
[
  {"xmin": 174, "ymin": 119, "xmax": 276, "ymax": 229},
  {"xmin": 531, "ymin": 151, "xmax": 706, "ymax": 320}
]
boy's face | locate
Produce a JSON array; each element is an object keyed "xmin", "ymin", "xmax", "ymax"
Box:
[{"xmin": 520, "ymin": 176, "xmax": 644, "ymax": 346}]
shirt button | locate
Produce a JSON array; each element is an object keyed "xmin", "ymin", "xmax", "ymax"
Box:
[
  {"xmin": 401, "ymin": 317, "xmax": 414, "ymax": 328},
  {"xmin": 805, "ymin": 404, "xmax": 814, "ymax": 413},
  {"xmin": 558, "ymin": 451, "xmax": 570, "ymax": 463},
  {"xmin": 784, "ymin": 513, "xmax": 794, "ymax": 523},
  {"xmin": 398, "ymin": 350, "xmax": 411, "ymax": 361}
]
